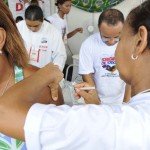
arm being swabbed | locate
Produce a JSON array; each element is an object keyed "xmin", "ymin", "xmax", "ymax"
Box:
[{"xmin": 0, "ymin": 63, "xmax": 63, "ymax": 141}]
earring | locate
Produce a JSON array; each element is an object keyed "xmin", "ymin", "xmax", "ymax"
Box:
[
  {"xmin": 0, "ymin": 50, "xmax": 2, "ymax": 56},
  {"xmin": 131, "ymin": 54, "xmax": 138, "ymax": 60}
]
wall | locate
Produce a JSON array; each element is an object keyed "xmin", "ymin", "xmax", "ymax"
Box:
[{"xmin": 50, "ymin": 0, "xmax": 145, "ymax": 64}]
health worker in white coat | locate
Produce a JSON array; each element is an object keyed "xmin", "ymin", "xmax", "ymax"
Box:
[{"xmin": 17, "ymin": 5, "xmax": 66, "ymax": 71}]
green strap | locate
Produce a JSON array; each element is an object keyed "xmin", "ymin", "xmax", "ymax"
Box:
[{"xmin": 14, "ymin": 65, "xmax": 24, "ymax": 83}]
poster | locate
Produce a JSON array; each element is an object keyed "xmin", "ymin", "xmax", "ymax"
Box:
[
  {"xmin": 7, "ymin": 0, "xmax": 50, "ymax": 19},
  {"xmin": 71, "ymin": 0, "xmax": 124, "ymax": 12}
]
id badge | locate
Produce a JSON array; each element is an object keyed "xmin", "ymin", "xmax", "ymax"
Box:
[{"xmin": 29, "ymin": 47, "xmax": 40, "ymax": 62}]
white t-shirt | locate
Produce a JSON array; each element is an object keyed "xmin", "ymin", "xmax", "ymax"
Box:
[
  {"xmin": 79, "ymin": 32, "xmax": 125, "ymax": 104},
  {"xmin": 24, "ymin": 92, "xmax": 150, "ymax": 150},
  {"xmin": 17, "ymin": 20, "xmax": 66, "ymax": 71},
  {"xmin": 47, "ymin": 13, "xmax": 68, "ymax": 41}
]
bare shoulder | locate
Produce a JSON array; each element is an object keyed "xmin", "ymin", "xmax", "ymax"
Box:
[
  {"xmin": 23, "ymin": 64, "xmax": 39, "ymax": 77},
  {"xmin": 22, "ymin": 64, "xmax": 64, "ymax": 105}
]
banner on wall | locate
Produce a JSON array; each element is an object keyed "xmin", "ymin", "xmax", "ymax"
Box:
[
  {"xmin": 7, "ymin": 0, "xmax": 50, "ymax": 19},
  {"xmin": 71, "ymin": 0, "xmax": 124, "ymax": 12}
]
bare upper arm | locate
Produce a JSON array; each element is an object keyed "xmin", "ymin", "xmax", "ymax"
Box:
[{"xmin": 23, "ymin": 64, "xmax": 64, "ymax": 105}]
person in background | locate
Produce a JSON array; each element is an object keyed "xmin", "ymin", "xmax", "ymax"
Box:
[
  {"xmin": 15, "ymin": 16, "xmax": 23, "ymax": 23},
  {"xmin": 2, "ymin": 0, "xmax": 150, "ymax": 150},
  {"xmin": 47, "ymin": 0, "xmax": 83, "ymax": 43},
  {"xmin": 0, "ymin": 2, "xmax": 64, "ymax": 150},
  {"xmin": 24, "ymin": 0, "xmax": 50, "ymax": 23},
  {"xmin": 78, "ymin": 9, "xmax": 131, "ymax": 105},
  {"xmin": 17, "ymin": 5, "xmax": 66, "ymax": 71}
]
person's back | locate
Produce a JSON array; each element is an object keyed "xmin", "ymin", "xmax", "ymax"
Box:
[{"xmin": 24, "ymin": 95, "xmax": 150, "ymax": 150}]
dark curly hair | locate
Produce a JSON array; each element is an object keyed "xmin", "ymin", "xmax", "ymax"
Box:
[{"xmin": 127, "ymin": 0, "xmax": 150, "ymax": 48}]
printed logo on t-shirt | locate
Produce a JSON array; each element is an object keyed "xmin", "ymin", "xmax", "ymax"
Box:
[
  {"xmin": 102, "ymin": 57, "xmax": 116, "ymax": 72},
  {"xmin": 40, "ymin": 37, "xmax": 48, "ymax": 51},
  {"xmin": 101, "ymin": 56, "xmax": 119, "ymax": 77},
  {"xmin": 41, "ymin": 37, "xmax": 47, "ymax": 43}
]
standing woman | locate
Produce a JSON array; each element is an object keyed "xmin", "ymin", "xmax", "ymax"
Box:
[
  {"xmin": 0, "ymin": 2, "xmax": 64, "ymax": 150},
  {"xmin": 47, "ymin": 0, "xmax": 83, "ymax": 42}
]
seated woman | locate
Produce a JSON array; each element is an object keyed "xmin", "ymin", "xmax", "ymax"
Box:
[{"xmin": 0, "ymin": 2, "xmax": 64, "ymax": 150}]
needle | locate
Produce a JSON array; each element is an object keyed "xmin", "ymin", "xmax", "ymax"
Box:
[{"xmin": 79, "ymin": 87, "xmax": 95, "ymax": 90}]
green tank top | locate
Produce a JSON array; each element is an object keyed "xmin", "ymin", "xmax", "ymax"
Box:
[{"xmin": 0, "ymin": 66, "xmax": 27, "ymax": 150}]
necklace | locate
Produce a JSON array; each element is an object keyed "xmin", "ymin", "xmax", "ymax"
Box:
[{"xmin": 0, "ymin": 69, "xmax": 13, "ymax": 96}]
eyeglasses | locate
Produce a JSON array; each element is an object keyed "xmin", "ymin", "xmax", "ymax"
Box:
[{"xmin": 100, "ymin": 33, "xmax": 120, "ymax": 44}]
